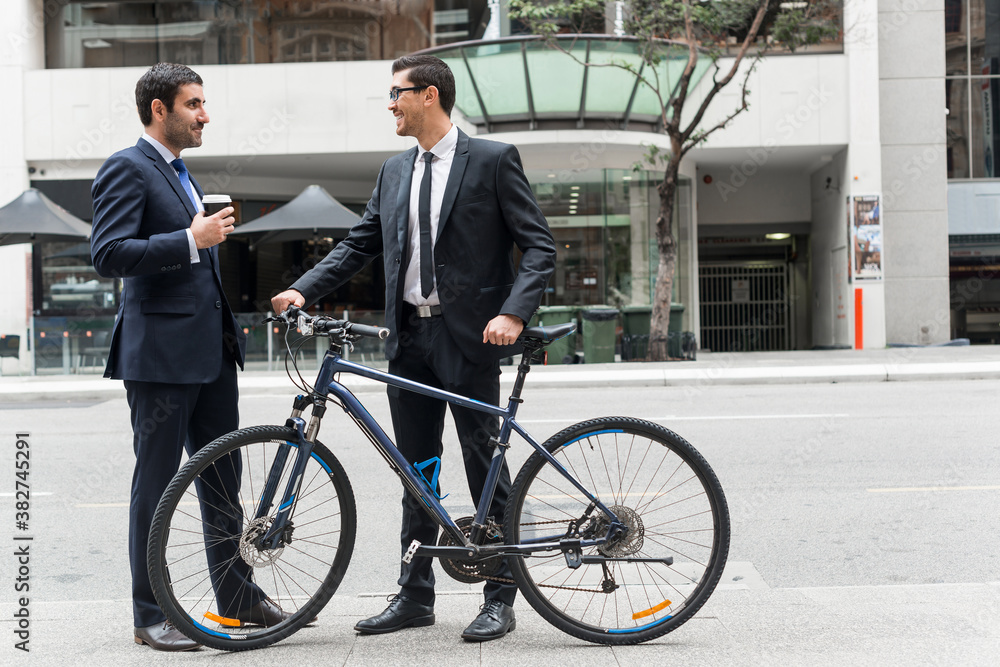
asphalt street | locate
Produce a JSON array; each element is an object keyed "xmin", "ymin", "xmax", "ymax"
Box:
[{"xmin": 1, "ymin": 348, "xmax": 999, "ymax": 665}]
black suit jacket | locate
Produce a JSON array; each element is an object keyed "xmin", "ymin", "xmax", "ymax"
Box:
[
  {"xmin": 90, "ymin": 139, "xmax": 246, "ymax": 383},
  {"xmin": 292, "ymin": 129, "xmax": 556, "ymax": 361}
]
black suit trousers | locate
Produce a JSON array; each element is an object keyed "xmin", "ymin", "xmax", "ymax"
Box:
[
  {"xmin": 124, "ymin": 358, "xmax": 263, "ymax": 627},
  {"xmin": 387, "ymin": 313, "xmax": 517, "ymax": 607}
]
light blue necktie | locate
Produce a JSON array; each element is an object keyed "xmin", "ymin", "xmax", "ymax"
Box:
[{"xmin": 171, "ymin": 158, "xmax": 202, "ymax": 212}]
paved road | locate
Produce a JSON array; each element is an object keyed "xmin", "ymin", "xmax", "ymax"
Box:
[{"xmin": 1, "ymin": 354, "xmax": 999, "ymax": 665}]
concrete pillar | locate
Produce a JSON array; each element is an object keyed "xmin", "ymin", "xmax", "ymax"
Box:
[
  {"xmin": 0, "ymin": 0, "xmax": 44, "ymax": 373},
  {"xmin": 878, "ymin": 0, "xmax": 950, "ymax": 344}
]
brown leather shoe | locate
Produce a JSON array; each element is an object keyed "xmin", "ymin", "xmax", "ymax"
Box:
[
  {"xmin": 134, "ymin": 621, "xmax": 199, "ymax": 651},
  {"xmin": 235, "ymin": 598, "xmax": 303, "ymax": 627}
]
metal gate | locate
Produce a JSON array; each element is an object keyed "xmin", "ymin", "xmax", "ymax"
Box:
[{"xmin": 699, "ymin": 263, "xmax": 790, "ymax": 352}]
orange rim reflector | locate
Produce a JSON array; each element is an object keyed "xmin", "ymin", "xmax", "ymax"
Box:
[
  {"xmin": 632, "ymin": 600, "xmax": 671, "ymax": 620},
  {"xmin": 203, "ymin": 611, "xmax": 242, "ymax": 627}
]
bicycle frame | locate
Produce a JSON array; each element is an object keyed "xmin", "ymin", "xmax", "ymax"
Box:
[{"xmin": 259, "ymin": 338, "xmax": 625, "ymax": 563}]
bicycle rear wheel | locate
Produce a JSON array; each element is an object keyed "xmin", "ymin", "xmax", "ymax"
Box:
[
  {"xmin": 148, "ymin": 425, "xmax": 356, "ymax": 651},
  {"xmin": 505, "ymin": 417, "xmax": 729, "ymax": 645}
]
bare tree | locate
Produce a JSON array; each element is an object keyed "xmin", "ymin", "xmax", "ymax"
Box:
[{"xmin": 510, "ymin": 0, "xmax": 839, "ymax": 359}]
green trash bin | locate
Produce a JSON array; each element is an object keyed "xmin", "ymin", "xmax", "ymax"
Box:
[
  {"xmin": 620, "ymin": 305, "xmax": 650, "ymax": 361},
  {"xmin": 582, "ymin": 307, "xmax": 619, "ymax": 364},
  {"xmin": 535, "ymin": 305, "xmax": 578, "ymax": 365},
  {"xmin": 668, "ymin": 303, "xmax": 685, "ymax": 358}
]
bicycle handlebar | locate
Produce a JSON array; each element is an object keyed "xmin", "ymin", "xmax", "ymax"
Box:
[{"xmin": 280, "ymin": 306, "xmax": 390, "ymax": 341}]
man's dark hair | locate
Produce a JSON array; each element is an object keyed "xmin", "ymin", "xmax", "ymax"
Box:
[
  {"xmin": 135, "ymin": 63, "xmax": 203, "ymax": 126},
  {"xmin": 391, "ymin": 55, "xmax": 456, "ymax": 117}
]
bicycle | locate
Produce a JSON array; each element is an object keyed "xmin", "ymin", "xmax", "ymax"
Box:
[{"xmin": 147, "ymin": 307, "xmax": 730, "ymax": 650}]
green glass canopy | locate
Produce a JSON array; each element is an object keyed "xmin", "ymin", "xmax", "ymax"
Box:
[{"xmin": 418, "ymin": 35, "xmax": 712, "ymax": 133}]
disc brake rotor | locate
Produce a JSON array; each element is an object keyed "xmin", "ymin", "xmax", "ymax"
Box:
[{"xmin": 240, "ymin": 516, "xmax": 285, "ymax": 568}]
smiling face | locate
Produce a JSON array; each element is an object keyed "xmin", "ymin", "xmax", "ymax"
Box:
[
  {"xmin": 157, "ymin": 83, "xmax": 209, "ymax": 155},
  {"xmin": 388, "ymin": 70, "xmax": 426, "ymax": 140}
]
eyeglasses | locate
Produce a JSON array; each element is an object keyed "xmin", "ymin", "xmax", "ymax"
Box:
[{"xmin": 389, "ymin": 86, "xmax": 428, "ymax": 101}]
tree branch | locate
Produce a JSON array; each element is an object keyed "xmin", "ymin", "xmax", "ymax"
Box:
[
  {"xmin": 679, "ymin": 53, "xmax": 760, "ymax": 159},
  {"xmin": 679, "ymin": 0, "xmax": 769, "ymax": 145}
]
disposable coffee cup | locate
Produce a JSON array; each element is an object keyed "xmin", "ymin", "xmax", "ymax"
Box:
[{"xmin": 203, "ymin": 194, "xmax": 233, "ymax": 221}]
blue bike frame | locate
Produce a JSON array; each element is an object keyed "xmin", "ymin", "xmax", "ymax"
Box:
[{"xmin": 265, "ymin": 344, "xmax": 624, "ymax": 561}]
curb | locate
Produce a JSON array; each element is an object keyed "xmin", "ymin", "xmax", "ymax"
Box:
[{"xmin": 2, "ymin": 360, "xmax": 1000, "ymax": 402}]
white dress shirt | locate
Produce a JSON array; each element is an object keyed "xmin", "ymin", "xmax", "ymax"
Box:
[
  {"xmin": 140, "ymin": 133, "xmax": 201, "ymax": 264},
  {"xmin": 402, "ymin": 124, "xmax": 459, "ymax": 307}
]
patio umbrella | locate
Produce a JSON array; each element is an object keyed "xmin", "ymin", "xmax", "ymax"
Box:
[
  {"xmin": 0, "ymin": 188, "xmax": 91, "ymax": 246},
  {"xmin": 229, "ymin": 184, "xmax": 361, "ymax": 253}
]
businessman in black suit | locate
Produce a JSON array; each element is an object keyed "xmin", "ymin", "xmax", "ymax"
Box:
[
  {"xmin": 272, "ymin": 55, "xmax": 555, "ymax": 642},
  {"xmin": 91, "ymin": 63, "xmax": 288, "ymax": 651}
]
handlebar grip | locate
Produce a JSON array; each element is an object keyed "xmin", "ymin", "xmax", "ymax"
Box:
[{"xmin": 347, "ymin": 322, "xmax": 390, "ymax": 340}]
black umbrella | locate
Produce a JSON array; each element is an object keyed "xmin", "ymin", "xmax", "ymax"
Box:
[
  {"xmin": 230, "ymin": 185, "xmax": 361, "ymax": 251},
  {"xmin": 0, "ymin": 188, "xmax": 91, "ymax": 246}
]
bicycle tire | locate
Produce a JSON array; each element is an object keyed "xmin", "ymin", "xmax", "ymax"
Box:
[
  {"xmin": 148, "ymin": 425, "xmax": 357, "ymax": 651},
  {"xmin": 504, "ymin": 417, "xmax": 729, "ymax": 645}
]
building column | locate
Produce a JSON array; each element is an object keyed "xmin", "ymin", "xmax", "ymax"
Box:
[
  {"xmin": 0, "ymin": 0, "xmax": 44, "ymax": 373},
  {"xmin": 878, "ymin": 0, "xmax": 950, "ymax": 344}
]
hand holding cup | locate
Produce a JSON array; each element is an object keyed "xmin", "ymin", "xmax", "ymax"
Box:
[{"xmin": 191, "ymin": 194, "xmax": 236, "ymax": 249}]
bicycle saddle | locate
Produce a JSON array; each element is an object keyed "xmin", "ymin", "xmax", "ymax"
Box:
[{"xmin": 519, "ymin": 323, "xmax": 576, "ymax": 348}]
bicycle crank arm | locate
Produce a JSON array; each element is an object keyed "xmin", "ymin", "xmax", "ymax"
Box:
[{"xmin": 407, "ymin": 542, "xmax": 479, "ymax": 563}]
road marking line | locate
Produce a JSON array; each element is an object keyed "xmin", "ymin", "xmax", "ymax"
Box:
[
  {"xmin": 867, "ymin": 485, "xmax": 1000, "ymax": 493},
  {"xmin": 521, "ymin": 413, "xmax": 848, "ymax": 423},
  {"xmin": 0, "ymin": 491, "xmax": 53, "ymax": 497}
]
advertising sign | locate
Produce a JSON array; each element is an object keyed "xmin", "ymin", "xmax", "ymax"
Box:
[{"xmin": 851, "ymin": 195, "xmax": 882, "ymax": 281}]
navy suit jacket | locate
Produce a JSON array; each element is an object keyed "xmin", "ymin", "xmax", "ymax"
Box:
[
  {"xmin": 90, "ymin": 139, "xmax": 246, "ymax": 384},
  {"xmin": 291, "ymin": 129, "xmax": 556, "ymax": 362}
]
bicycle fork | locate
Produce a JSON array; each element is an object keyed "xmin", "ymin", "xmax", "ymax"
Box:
[{"xmin": 255, "ymin": 397, "xmax": 316, "ymax": 551}]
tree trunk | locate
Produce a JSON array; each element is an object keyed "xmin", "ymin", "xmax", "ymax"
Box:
[{"xmin": 649, "ymin": 161, "xmax": 680, "ymax": 361}]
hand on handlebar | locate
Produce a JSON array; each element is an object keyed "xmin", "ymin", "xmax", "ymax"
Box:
[{"xmin": 272, "ymin": 289, "xmax": 305, "ymax": 315}]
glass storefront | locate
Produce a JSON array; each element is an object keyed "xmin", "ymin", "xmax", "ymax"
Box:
[
  {"xmin": 526, "ymin": 167, "xmax": 687, "ymax": 311},
  {"xmin": 945, "ymin": 0, "xmax": 1000, "ymax": 179},
  {"xmin": 44, "ymin": 0, "xmax": 489, "ymax": 69}
]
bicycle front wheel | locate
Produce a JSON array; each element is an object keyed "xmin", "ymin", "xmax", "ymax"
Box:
[
  {"xmin": 505, "ymin": 417, "xmax": 729, "ymax": 645},
  {"xmin": 148, "ymin": 425, "xmax": 357, "ymax": 651}
]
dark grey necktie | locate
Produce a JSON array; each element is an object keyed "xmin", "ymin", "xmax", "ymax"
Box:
[{"xmin": 418, "ymin": 151, "xmax": 435, "ymax": 298}]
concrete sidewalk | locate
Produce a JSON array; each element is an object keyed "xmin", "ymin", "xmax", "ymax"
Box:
[
  {"xmin": 7, "ymin": 580, "xmax": 998, "ymax": 666},
  {"xmin": 3, "ymin": 344, "xmax": 1000, "ymax": 401}
]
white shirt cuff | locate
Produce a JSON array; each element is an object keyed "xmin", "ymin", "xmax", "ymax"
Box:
[{"xmin": 185, "ymin": 228, "xmax": 200, "ymax": 264}]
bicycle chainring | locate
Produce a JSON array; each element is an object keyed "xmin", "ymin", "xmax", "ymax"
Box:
[{"xmin": 438, "ymin": 516, "xmax": 504, "ymax": 584}]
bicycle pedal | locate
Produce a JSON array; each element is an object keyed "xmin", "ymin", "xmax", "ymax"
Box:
[{"xmin": 402, "ymin": 540, "xmax": 421, "ymax": 564}]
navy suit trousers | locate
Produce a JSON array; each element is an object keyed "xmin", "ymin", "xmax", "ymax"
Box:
[{"xmin": 124, "ymin": 358, "xmax": 263, "ymax": 627}]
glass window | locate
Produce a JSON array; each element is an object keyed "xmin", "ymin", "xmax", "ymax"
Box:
[
  {"xmin": 37, "ymin": 241, "xmax": 116, "ymax": 315},
  {"xmin": 970, "ymin": 77, "xmax": 1000, "ymax": 177},
  {"xmin": 463, "ymin": 41, "xmax": 530, "ymax": 117},
  {"xmin": 584, "ymin": 41, "xmax": 644, "ymax": 116},
  {"xmin": 947, "ymin": 78, "xmax": 971, "ymax": 178},
  {"xmin": 525, "ymin": 41, "xmax": 586, "ymax": 115},
  {"xmin": 970, "ymin": 0, "xmax": 1000, "ymax": 76},
  {"xmin": 945, "ymin": 0, "xmax": 968, "ymax": 75},
  {"xmin": 44, "ymin": 0, "xmax": 489, "ymax": 69}
]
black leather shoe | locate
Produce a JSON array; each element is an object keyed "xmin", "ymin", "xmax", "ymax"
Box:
[
  {"xmin": 134, "ymin": 621, "xmax": 199, "ymax": 651},
  {"xmin": 235, "ymin": 598, "xmax": 294, "ymax": 627},
  {"xmin": 461, "ymin": 600, "xmax": 516, "ymax": 642},
  {"xmin": 354, "ymin": 594, "xmax": 435, "ymax": 634}
]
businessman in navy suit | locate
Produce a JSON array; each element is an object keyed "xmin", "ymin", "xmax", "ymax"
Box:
[
  {"xmin": 91, "ymin": 63, "xmax": 286, "ymax": 651},
  {"xmin": 272, "ymin": 55, "xmax": 555, "ymax": 642}
]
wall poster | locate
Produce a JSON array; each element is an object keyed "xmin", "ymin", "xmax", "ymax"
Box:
[{"xmin": 851, "ymin": 195, "xmax": 882, "ymax": 281}]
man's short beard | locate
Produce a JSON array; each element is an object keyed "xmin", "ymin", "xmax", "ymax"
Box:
[{"xmin": 164, "ymin": 114, "xmax": 201, "ymax": 149}]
